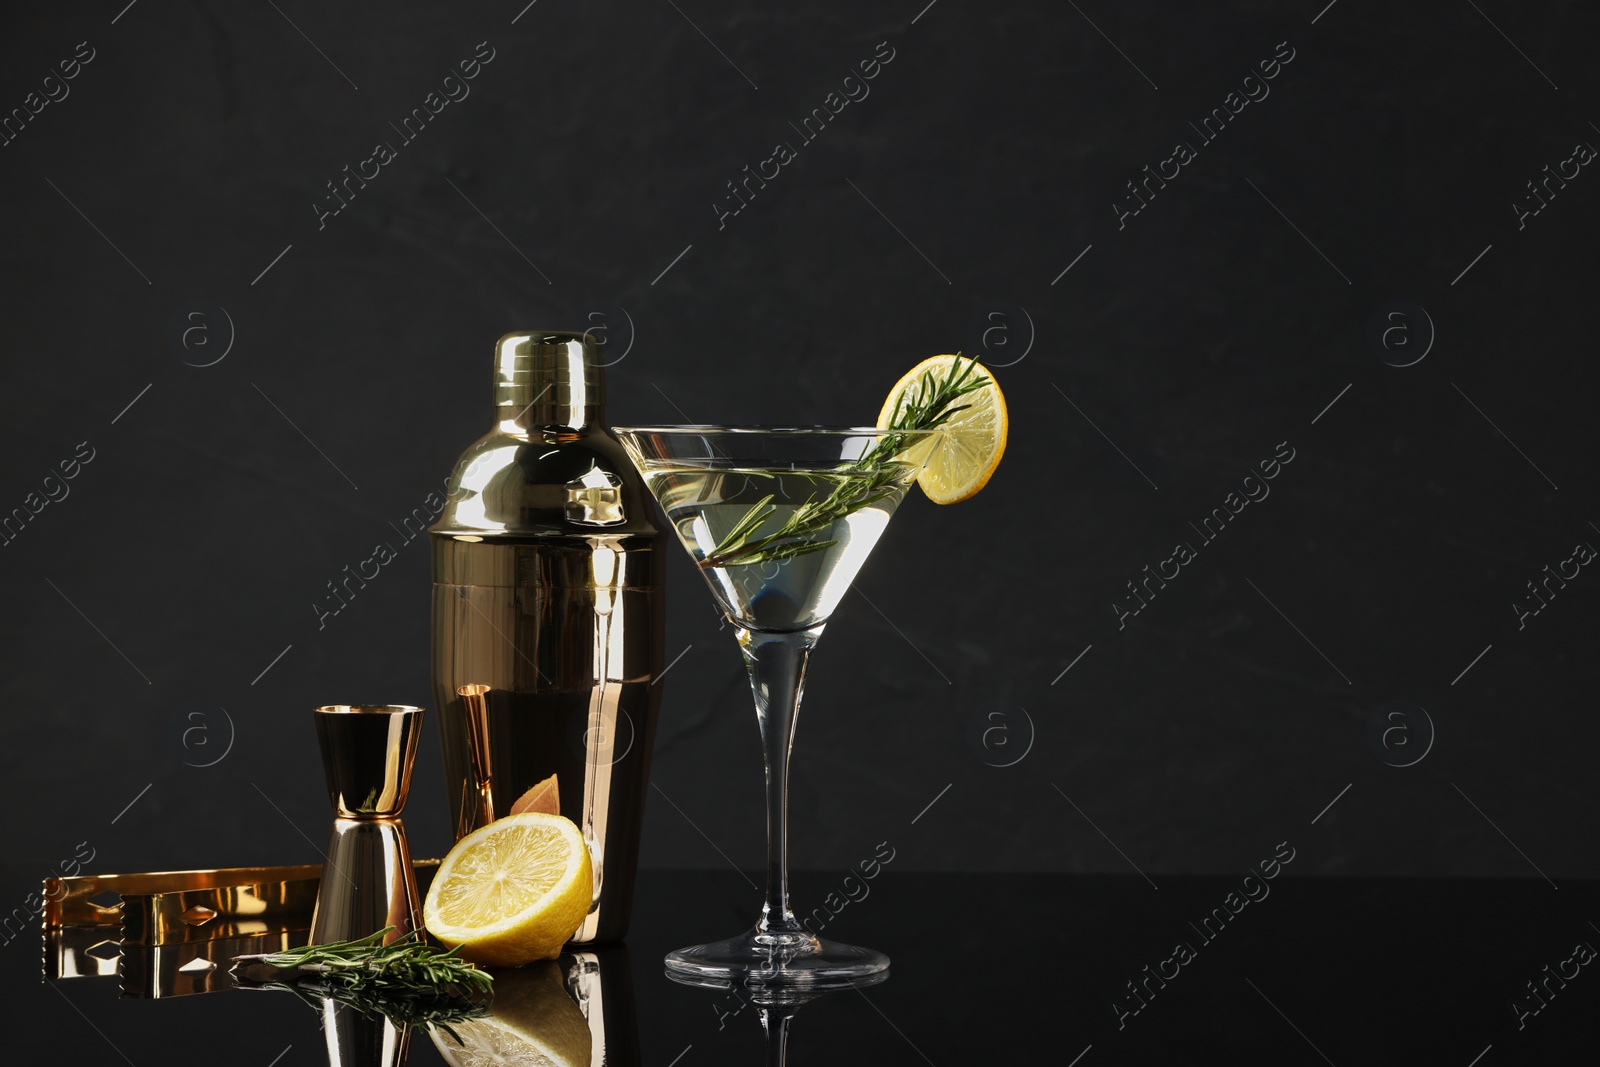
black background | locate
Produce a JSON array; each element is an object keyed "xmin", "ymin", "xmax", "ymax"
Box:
[{"xmin": 2, "ymin": 0, "xmax": 1597, "ymax": 904}]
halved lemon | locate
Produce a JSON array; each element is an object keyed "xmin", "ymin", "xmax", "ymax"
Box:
[
  {"xmin": 877, "ymin": 354, "xmax": 1008, "ymax": 504},
  {"xmin": 423, "ymin": 812, "xmax": 592, "ymax": 966}
]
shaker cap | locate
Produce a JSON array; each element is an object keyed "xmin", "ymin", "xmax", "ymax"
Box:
[{"xmin": 494, "ymin": 330, "xmax": 605, "ymax": 425}]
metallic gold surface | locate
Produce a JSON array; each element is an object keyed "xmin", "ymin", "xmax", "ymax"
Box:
[
  {"xmin": 121, "ymin": 877, "xmax": 321, "ymax": 945},
  {"xmin": 43, "ymin": 862, "xmax": 441, "ymax": 993},
  {"xmin": 43, "ymin": 864, "xmax": 322, "ymax": 928},
  {"xmin": 44, "ymin": 861, "xmax": 440, "ymax": 946},
  {"xmin": 310, "ymin": 705, "xmax": 424, "ymax": 946},
  {"xmin": 124, "ymin": 915, "xmax": 299, "ymax": 946},
  {"xmin": 456, "ymin": 684, "xmax": 495, "ymax": 839},
  {"xmin": 563, "ymin": 947, "xmax": 642, "ymax": 1067},
  {"xmin": 566, "ymin": 467, "xmax": 625, "ymax": 525},
  {"xmin": 322, "ymin": 996, "xmax": 412, "ymax": 1067},
  {"xmin": 492, "ymin": 330, "xmax": 605, "ymax": 431},
  {"xmin": 43, "ymin": 926, "xmax": 123, "ymax": 980},
  {"xmin": 309, "ymin": 820, "xmax": 422, "ymax": 946},
  {"xmin": 314, "ymin": 704, "xmax": 424, "ymax": 818},
  {"xmin": 119, "ymin": 930, "xmax": 310, "ymax": 999},
  {"xmin": 431, "ymin": 330, "xmax": 666, "ymax": 944}
]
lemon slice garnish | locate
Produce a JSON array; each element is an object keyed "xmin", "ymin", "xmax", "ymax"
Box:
[{"xmin": 877, "ymin": 354, "xmax": 1008, "ymax": 504}]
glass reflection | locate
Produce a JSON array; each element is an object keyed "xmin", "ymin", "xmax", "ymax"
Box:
[{"xmin": 669, "ymin": 970, "xmax": 888, "ymax": 1066}]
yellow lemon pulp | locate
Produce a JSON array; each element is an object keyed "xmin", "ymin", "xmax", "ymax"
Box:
[
  {"xmin": 423, "ymin": 812, "xmax": 593, "ymax": 967},
  {"xmin": 877, "ymin": 354, "xmax": 1008, "ymax": 504}
]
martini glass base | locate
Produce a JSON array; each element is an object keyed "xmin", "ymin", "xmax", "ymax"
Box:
[{"xmin": 664, "ymin": 929, "xmax": 889, "ymax": 991}]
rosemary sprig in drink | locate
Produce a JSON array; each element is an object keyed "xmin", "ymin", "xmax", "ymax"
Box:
[
  {"xmin": 698, "ymin": 353, "xmax": 988, "ymax": 570},
  {"xmin": 231, "ymin": 927, "xmax": 493, "ymax": 1044}
]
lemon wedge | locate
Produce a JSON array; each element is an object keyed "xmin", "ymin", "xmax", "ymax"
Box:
[
  {"xmin": 877, "ymin": 354, "xmax": 1008, "ymax": 504},
  {"xmin": 423, "ymin": 812, "xmax": 593, "ymax": 966}
]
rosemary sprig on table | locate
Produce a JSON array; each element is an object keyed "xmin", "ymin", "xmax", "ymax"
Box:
[
  {"xmin": 231, "ymin": 928, "xmax": 492, "ymax": 1044},
  {"xmin": 698, "ymin": 354, "xmax": 988, "ymax": 570}
]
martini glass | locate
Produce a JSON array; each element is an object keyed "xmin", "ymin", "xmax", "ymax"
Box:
[{"xmin": 613, "ymin": 426, "xmax": 939, "ymax": 989}]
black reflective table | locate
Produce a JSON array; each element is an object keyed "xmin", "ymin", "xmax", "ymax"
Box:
[{"xmin": 12, "ymin": 869, "xmax": 1596, "ymax": 1064}]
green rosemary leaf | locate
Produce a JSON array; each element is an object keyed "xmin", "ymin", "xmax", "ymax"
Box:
[
  {"xmin": 712, "ymin": 494, "xmax": 778, "ymax": 559},
  {"xmin": 766, "ymin": 539, "xmax": 841, "ymax": 562},
  {"xmin": 231, "ymin": 927, "xmax": 493, "ymax": 1044},
  {"xmin": 725, "ymin": 538, "xmax": 840, "ymax": 566}
]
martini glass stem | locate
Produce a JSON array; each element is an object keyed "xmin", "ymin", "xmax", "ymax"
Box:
[
  {"xmin": 761, "ymin": 1009, "xmax": 793, "ymax": 1067},
  {"xmin": 738, "ymin": 624, "xmax": 822, "ymax": 936}
]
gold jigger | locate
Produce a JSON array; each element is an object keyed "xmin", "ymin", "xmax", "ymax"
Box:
[{"xmin": 309, "ymin": 705, "xmax": 424, "ymax": 946}]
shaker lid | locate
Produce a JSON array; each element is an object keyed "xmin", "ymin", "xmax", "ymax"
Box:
[{"xmin": 494, "ymin": 330, "xmax": 605, "ymax": 421}]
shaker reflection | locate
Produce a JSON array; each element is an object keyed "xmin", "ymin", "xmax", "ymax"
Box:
[{"xmin": 427, "ymin": 948, "xmax": 639, "ymax": 1067}]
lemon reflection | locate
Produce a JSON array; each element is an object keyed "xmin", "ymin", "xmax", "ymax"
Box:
[{"xmin": 430, "ymin": 961, "xmax": 591, "ymax": 1067}]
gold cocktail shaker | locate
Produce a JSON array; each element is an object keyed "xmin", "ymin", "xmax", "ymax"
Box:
[{"xmin": 429, "ymin": 331, "xmax": 666, "ymax": 943}]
